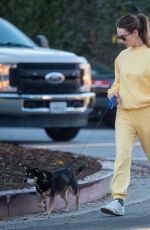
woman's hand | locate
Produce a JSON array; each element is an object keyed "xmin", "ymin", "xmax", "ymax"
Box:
[{"xmin": 107, "ymin": 91, "xmax": 119, "ymax": 100}]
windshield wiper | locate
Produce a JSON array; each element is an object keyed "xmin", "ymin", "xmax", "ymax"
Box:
[{"xmin": 0, "ymin": 42, "xmax": 33, "ymax": 48}]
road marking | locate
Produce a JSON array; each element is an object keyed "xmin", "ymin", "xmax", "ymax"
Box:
[{"xmin": 26, "ymin": 142, "xmax": 141, "ymax": 149}]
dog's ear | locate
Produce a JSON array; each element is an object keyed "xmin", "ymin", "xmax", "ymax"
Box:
[
  {"xmin": 32, "ymin": 167, "xmax": 42, "ymax": 174},
  {"xmin": 25, "ymin": 167, "xmax": 41, "ymax": 174},
  {"xmin": 34, "ymin": 167, "xmax": 40, "ymax": 172}
]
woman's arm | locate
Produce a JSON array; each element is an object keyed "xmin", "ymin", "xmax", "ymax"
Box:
[{"xmin": 107, "ymin": 57, "xmax": 120, "ymax": 99}]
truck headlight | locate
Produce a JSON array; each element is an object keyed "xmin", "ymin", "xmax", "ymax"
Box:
[
  {"xmin": 80, "ymin": 63, "xmax": 92, "ymax": 92},
  {"xmin": 0, "ymin": 64, "xmax": 17, "ymax": 92}
]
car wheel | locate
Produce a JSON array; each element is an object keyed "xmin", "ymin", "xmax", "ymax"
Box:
[{"xmin": 45, "ymin": 128, "xmax": 80, "ymax": 141}]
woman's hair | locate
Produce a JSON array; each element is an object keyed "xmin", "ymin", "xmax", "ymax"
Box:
[{"xmin": 116, "ymin": 14, "xmax": 150, "ymax": 47}]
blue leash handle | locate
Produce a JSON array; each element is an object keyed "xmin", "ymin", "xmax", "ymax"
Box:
[{"xmin": 108, "ymin": 95, "xmax": 116, "ymax": 109}]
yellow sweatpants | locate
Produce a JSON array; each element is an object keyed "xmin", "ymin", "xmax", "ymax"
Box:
[{"xmin": 111, "ymin": 106, "xmax": 150, "ymax": 201}]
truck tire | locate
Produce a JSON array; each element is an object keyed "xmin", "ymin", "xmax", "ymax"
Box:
[{"xmin": 45, "ymin": 128, "xmax": 80, "ymax": 141}]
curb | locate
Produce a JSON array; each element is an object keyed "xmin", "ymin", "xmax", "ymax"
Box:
[{"xmin": 0, "ymin": 163, "xmax": 113, "ymax": 219}]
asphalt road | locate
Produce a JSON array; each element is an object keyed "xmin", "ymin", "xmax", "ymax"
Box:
[{"xmin": 0, "ymin": 126, "xmax": 150, "ymax": 230}]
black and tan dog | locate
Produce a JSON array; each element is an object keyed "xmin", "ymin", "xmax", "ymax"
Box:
[{"xmin": 24, "ymin": 165, "xmax": 84, "ymax": 214}]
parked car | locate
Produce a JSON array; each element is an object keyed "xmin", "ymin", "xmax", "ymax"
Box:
[
  {"xmin": 90, "ymin": 63, "xmax": 116, "ymax": 128},
  {"xmin": 0, "ymin": 17, "xmax": 95, "ymax": 141}
]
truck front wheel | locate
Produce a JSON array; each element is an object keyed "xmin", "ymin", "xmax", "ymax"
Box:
[{"xmin": 45, "ymin": 128, "xmax": 80, "ymax": 141}]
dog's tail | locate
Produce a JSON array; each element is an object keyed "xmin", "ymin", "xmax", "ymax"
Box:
[{"xmin": 75, "ymin": 165, "xmax": 84, "ymax": 176}]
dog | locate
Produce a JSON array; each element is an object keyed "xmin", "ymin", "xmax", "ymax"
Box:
[{"xmin": 24, "ymin": 164, "xmax": 84, "ymax": 214}]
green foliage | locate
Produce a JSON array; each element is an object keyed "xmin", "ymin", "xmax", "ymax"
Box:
[{"xmin": 0, "ymin": 0, "xmax": 150, "ymax": 69}]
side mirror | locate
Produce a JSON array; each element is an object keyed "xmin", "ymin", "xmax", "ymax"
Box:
[{"xmin": 35, "ymin": 35, "xmax": 49, "ymax": 48}]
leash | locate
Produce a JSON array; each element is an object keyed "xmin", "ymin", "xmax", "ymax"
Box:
[
  {"xmin": 78, "ymin": 95, "xmax": 116, "ymax": 155},
  {"xmin": 65, "ymin": 96, "xmax": 116, "ymax": 166}
]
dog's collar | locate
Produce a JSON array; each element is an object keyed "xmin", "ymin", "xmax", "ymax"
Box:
[{"xmin": 36, "ymin": 184, "xmax": 50, "ymax": 196}]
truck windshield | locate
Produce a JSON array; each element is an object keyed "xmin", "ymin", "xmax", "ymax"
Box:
[{"xmin": 0, "ymin": 18, "xmax": 37, "ymax": 48}]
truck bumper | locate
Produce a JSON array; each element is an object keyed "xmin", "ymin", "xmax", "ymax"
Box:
[{"xmin": 0, "ymin": 92, "xmax": 95, "ymax": 127}]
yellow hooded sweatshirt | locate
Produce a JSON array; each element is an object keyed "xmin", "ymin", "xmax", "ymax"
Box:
[{"xmin": 108, "ymin": 45, "xmax": 150, "ymax": 109}]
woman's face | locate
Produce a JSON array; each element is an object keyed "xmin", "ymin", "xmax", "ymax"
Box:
[{"xmin": 116, "ymin": 28, "xmax": 138, "ymax": 47}]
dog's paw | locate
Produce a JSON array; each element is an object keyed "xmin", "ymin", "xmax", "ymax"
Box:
[
  {"xmin": 42, "ymin": 211, "xmax": 49, "ymax": 216},
  {"xmin": 39, "ymin": 203, "xmax": 46, "ymax": 211},
  {"xmin": 47, "ymin": 209, "xmax": 53, "ymax": 215},
  {"xmin": 65, "ymin": 208, "xmax": 69, "ymax": 212}
]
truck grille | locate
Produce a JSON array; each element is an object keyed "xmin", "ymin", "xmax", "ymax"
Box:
[{"xmin": 10, "ymin": 63, "xmax": 83, "ymax": 94}]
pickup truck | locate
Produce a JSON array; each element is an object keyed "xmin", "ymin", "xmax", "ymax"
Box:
[{"xmin": 0, "ymin": 17, "xmax": 95, "ymax": 141}]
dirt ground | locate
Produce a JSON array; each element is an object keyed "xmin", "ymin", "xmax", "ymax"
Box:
[{"xmin": 0, "ymin": 142, "xmax": 102, "ymax": 191}]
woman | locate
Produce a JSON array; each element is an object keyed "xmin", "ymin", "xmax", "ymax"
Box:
[{"xmin": 101, "ymin": 13, "xmax": 150, "ymax": 216}]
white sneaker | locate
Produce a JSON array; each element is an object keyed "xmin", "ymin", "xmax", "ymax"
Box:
[{"xmin": 101, "ymin": 200, "xmax": 125, "ymax": 216}]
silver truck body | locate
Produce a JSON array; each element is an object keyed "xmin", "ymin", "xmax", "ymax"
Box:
[{"xmin": 0, "ymin": 18, "xmax": 95, "ymax": 140}]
